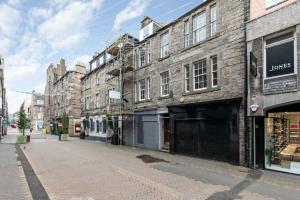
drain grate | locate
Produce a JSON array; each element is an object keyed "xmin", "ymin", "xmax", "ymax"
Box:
[{"xmin": 136, "ymin": 154, "xmax": 169, "ymax": 163}]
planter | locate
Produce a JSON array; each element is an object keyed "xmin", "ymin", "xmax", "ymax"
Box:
[
  {"xmin": 16, "ymin": 135, "xmax": 27, "ymax": 144},
  {"xmin": 60, "ymin": 134, "xmax": 69, "ymax": 141}
]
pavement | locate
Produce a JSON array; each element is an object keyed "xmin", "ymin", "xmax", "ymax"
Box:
[
  {"xmin": 0, "ymin": 128, "xmax": 32, "ymax": 200},
  {"xmin": 1, "ymin": 128, "xmax": 300, "ymax": 200}
]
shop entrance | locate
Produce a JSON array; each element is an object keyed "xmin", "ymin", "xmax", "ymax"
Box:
[{"xmin": 265, "ymin": 104, "xmax": 300, "ymax": 175}]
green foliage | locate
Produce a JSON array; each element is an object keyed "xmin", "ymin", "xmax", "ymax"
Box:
[
  {"xmin": 17, "ymin": 111, "xmax": 27, "ymax": 136},
  {"xmin": 16, "ymin": 135, "xmax": 26, "ymax": 144}
]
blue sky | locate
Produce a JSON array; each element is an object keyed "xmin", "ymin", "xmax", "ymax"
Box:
[{"xmin": 0, "ymin": 0, "xmax": 203, "ymax": 113}]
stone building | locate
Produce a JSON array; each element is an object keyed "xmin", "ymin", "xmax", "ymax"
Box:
[
  {"xmin": 44, "ymin": 59, "xmax": 86, "ymax": 136},
  {"xmin": 29, "ymin": 91, "xmax": 44, "ymax": 131},
  {"xmin": 247, "ymin": 0, "xmax": 300, "ymax": 174},
  {"xmin": 127, "ymin": 0, "xmax": 249, "ymax": 165},
  {"xmin": 81, "ymin": 34, "xmax": 138, "ymax": 141},
  {"xmin": 0, "ymin": 56, "xmax": 8, "ymax": 136}
]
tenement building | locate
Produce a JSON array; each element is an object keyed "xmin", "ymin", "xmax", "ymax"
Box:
[
  {"xmin": 44, "ymin": 59, "xmax": 86, "ymax": 136},
  {"xmin": 29, "ymin": 90, "xmax": 44, "ymax": 131},
  {"xmin": 128, "ymin": 0, "xmax": 248, "ymax": 165},
  {"xmin": 81, "ymin": 34, "xmax": 138, "ymax": 141},
  {"xmin": 0, "ymin": 56, "xmax": 8, "ymax": 136},
  {"xmin": 247, "ymin": 0, "xmax": 300, "ymax": 174}
]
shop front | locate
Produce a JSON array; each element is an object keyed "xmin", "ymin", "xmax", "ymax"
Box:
[{"xmin": 263, "ymin": 105, "xmax": 300, "ymax": 175}]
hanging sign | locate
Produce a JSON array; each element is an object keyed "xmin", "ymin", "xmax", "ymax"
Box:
[{"xmin": 250, "ymin": 104, "xmax": 259, "ymax": 113}]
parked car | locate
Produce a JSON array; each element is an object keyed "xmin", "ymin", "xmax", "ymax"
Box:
[{"xmin": 11, "ymin": 124, "xmax": 17, "ymax": 128}]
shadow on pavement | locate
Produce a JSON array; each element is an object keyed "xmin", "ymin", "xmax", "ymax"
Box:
[{"xmin": 206, "ymin": 169, "xmax": 262, "ymax": 200}]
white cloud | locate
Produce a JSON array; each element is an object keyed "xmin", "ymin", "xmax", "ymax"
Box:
[
  {"xmin": 34, "ymin": 82, "xmax": 46, "ymax": 93},
  {"xmin": 38, "ymin": 0, "xmax": 104, "ymax": 49},
  {"xmin": 113, "ymin": 0, "xmax": 149, "ymax": 30},
  {"xmin": 28, "ymin": 7, "xmax": 52, "ymax": 27},
  {"xmin": 0, "ymin": 36, "xmax": 13, "ymax": 54},
  {"xmin": 7, "ymin": 0, "xmax": 23, "ymax": 7},
  {"xmin": 0, "ymin": 3, "xmax": 21, "ymax": 37},
  {"xmin": 6, "ymin": 88, "xmax": 27, "ymax": 114}
]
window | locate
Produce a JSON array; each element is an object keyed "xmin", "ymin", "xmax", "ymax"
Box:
[
  {"xmin": 211, "ymin": 56, "xmax": 218, "ymax": 87},
  {"xmin": 99, "ymin": 55, "xmax": 104, "ymax": 66},
  {"xmin": 134, "ymin": 82, "xmax": 137, "ymax": 102},
  {"xmin": 184, "ymin": 64, "xmax": 190, "ymax": 92},
  {"xmin": 108, "ymin": 88, "xmax": 115, "ymax": 105},
  {"xmin": 194, "ymin": 60, "xmax": 207, "ymax": 90},
  {"xmin": 90, "ymin": 118, "xmax": 94, "ymax": 132},
  {"xmin": 96, "ymin": 93, "xmax": 100, "ymax": 108},
  {"xmin": 266, "ymin": 0, "xmax": 284, "ymax": 7},
  {"xmin": 102, "ymin": 118, "xmax": 107, "ymax": 133},
  {"xmin": 210, "ymin": 4, "xmax": 217, "ymax": 36},
  {"xmin": 96, "ymin": 120, "xmax": 100, "ymax": 133},
  {"xmin": 147, "ymin": 77, "xmax": 150, "ymax": 99},
  {"xmin": 146, "ymin": 42, "xmax": 151, "ymax": 64},
  {"xmin": 184, "ymin": 20, "xmax": 190, "ymax": 48},
  {"xmin": 139, "ymin": 46, "xmax": 146, "ymax": 67},
  {"xmin": 160, "ymin": 71, "xmax": 170, "ymax": 96},
  {"xmin": 85, "ymin": 96, "xmax": 90, "ymax": 110},
  {"xmin": 193, "ymin": 12, "xmax": 206, "ymax": 44},
  {"xmin": 96, "ymin": 73, "xmax": 100, "ymax": 85},
  {"xmin": 138, "ymin": 79, "xmax": 146, "ymax": 101},
  {"xmin": 160, "ymin": 32, "xmax": 169, "ymax": 58}
]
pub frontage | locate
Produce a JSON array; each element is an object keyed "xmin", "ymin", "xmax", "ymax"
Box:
[{"xmin": 247, "ymin": 1, "xmax": 300, "ymax": 174}]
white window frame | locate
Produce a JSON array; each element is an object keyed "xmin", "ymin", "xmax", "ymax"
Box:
[
  {"xmin": 138, "ymin": 79, "xmax": 146, "ymax": 101},
  {"xmin": 193, "ymin": 11, "xmax": 206, "ymax": 44},
  {"xmin": 211, "ymin": 56, "xmax": 218, "ymax": 88},
  {"xmin": 193, "ymin": 60, "xmax": 207, "ymax": 91},
  {"xmin": 160, "ymin": 32, "xmax": 169, "ymax": 58},
  {"xmin": 147, "ymin": 77, "xmax": 150, "ymax": 99},
  {"xmin": 96, "ymin": 73, "xmax": 100, "ymax": 85},
  {"xmin": 184, "ymin": 64, "xmax": 190, "ymax": 92},
  {"xmin": 263, "ymin": 32, "xmax": 297, "ymax": 80},
  {"xmin": 184, "ymin": 20, "xmax": 190, "ymax": 48},
  {"xmin": 108, "ymin": 88, "xmax": 115, "ymax": 105},
  {"xmin": 139, "ymin": 45, "xmax": 146, "ymax": 68},
  {"xmin": 210, "ymin": 4, "xmax": 217, "ymax": 36},
  {"xmin": 160, "ymin": 71, "xmax": 170, "ymax": 97},
  {"xmin": 134, "ymin": 82, "xmax": 137, "ymax": 102}
]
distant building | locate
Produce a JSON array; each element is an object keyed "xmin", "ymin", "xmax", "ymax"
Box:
[
  {"xmin": 29, "ymin": 91, "xmax": 44, "ymax": 131},
  {"xmin": 44, "ymin": 59, "xmax": 86, "ymax": 136}
]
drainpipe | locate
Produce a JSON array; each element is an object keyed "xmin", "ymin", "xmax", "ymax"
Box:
[{"xmin": 244, "ymin": 0, "xmax": 250, "ymax": 167}]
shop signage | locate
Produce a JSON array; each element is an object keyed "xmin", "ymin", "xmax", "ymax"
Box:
[
  {"xmin": 266, "ymin": 41, "xmax": 294, "ymax": 78},
  {"xmin": 263, "ymin": 74, "xmax": 297, "ymax": 95}
]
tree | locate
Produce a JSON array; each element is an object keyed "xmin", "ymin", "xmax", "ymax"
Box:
[{"xmin": 17, "ymin": 111, "xmax": 27, "ymax": 136}]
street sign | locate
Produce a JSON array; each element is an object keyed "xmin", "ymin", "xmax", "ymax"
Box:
[{"xmin": 109, "ymin": 90, "xmax": 120, "ymax": 99}]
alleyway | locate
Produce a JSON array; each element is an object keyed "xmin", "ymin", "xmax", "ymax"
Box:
[{"xmin": 1, "ymin": 128, "xmax": 298, "ymax": 200}]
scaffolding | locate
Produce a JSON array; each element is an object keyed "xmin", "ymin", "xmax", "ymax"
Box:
[{"xmin": 105, "ymin": 33, "xmax": 138, "ymax": 144}]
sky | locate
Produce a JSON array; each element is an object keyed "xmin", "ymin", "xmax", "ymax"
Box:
[{"xmin": 0, "ymin": 0, "xmax": 203, "ymax": 114}]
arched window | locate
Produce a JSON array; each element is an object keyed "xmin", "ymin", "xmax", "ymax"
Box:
[{"xmin": 96, "ymin": 120, "xmax": 100, "ymax": 133}]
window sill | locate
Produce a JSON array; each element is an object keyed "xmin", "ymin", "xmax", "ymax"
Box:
[
  {"xmin": 157, "ymin": 95, "xmax": 171, "ymax": 100},
  {"xmin": 181, "ymin": 34, "xmax": 220, "ymax": 52},
  {"xmin": 158, "ymin": 55, "xmax": 170, "ymax": 61},
  {"xmin": 182, "ymin": 86, "xmax": 221, "ymax": 96},
  {"xmin": 134, "ymin": 63, "xmax": 152, "ymax": 71},
  {"xmin": 134, "ymin": 99, "xmax": 152, "ymax": 104}
]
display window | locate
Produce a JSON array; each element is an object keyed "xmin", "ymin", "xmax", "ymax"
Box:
[{"xmin": 265, "ymin": 112, "xmax": 300, "ymax": 174}]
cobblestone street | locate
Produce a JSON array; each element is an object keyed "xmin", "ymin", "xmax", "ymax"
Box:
[{"xmin": 8, "ymin": 131, "xmax": 298, "ymax": 200}]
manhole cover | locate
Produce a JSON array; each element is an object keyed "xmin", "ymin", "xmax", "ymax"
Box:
[{"xmin": 136, "ymin": 154, "xmax": 169, "ymax": 163}]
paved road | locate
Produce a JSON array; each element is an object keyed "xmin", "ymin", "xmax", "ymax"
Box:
[
  {"xmin": 18, "ymin": 133, "xmax": 300, "ymax": 200},
  {"xmin": 0, "ymin": 128, "xmax": 32, "ymax": 200}
]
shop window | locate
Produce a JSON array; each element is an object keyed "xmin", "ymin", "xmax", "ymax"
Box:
[
  {"xmin": 96, "ymin": 120, "xmax": 100, "ymax": 133},
  {"xmin": 265, "ymin": 112, "xmax": 300, "ymax": 175}
]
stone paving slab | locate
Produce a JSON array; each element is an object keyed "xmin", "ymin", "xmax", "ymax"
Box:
[
  {"xmin": 0, "ymin": 144, "xmax": 32, "ymax": 200},
  {"xmin": 18, "ymin": 135, "xmax": 300, "ymax": 200}
]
